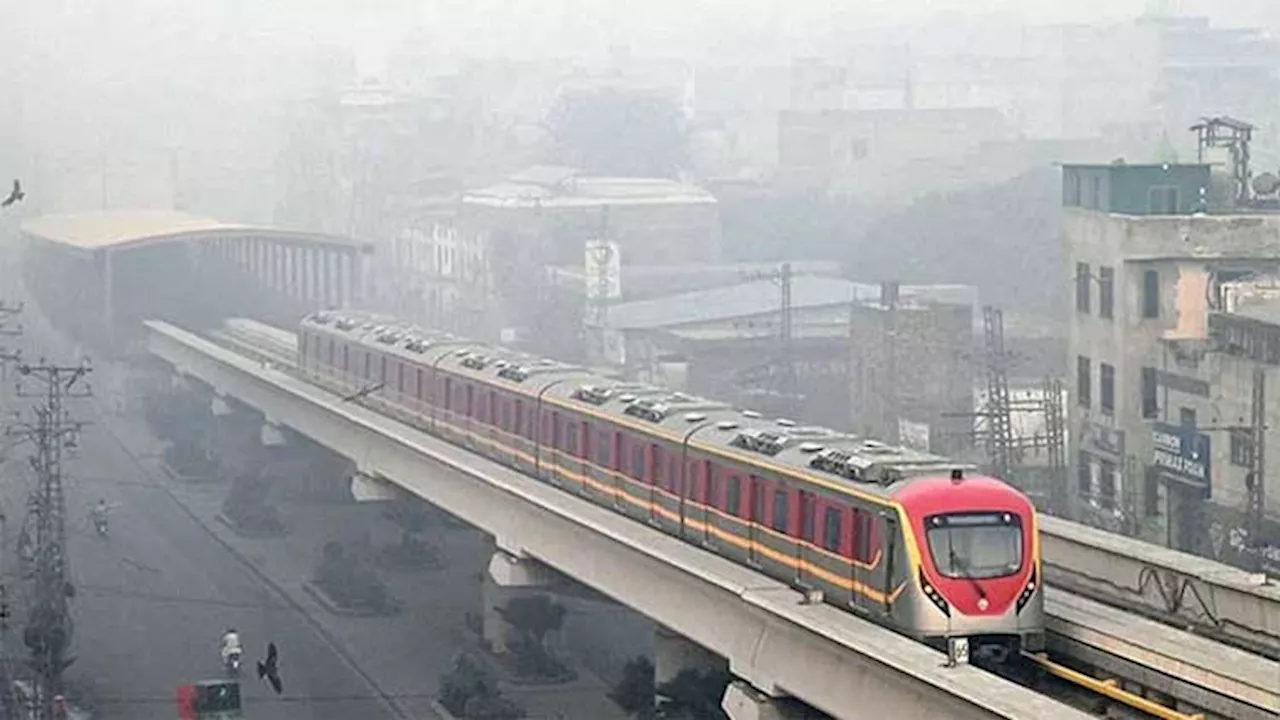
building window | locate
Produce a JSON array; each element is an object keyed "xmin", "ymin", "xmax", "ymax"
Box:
[
  {"xmin": 1077, "ymin": 356, "xmax": 1092, "ymax": 408},
  {"xmin": 1230, "ymin": 429, "xmax": 1254, "ymax": 467},
  {"xmin": 1100, "ymin": 363, "xmax": 1115, "ymax": 414},
  {"xmin": 1141, "ymin": 367, "xmax": 1158, "ymax": 418},
  {"xmin": 1098, "ymin": 266, "xmax": 1114, "ymax": 319},
  {"xmin": 1077, "ymin": 452, "xmax": 1092, "ymax": 496},
  {"xmin": 1098, "ymin": 459, "xmax": 1117, "ymax": 509},
  {"xmin": 1179, "ymin": 407, "xmax": 1196, "ymax": 428},
  {"xmin": 1142, "ymin": 270, "xmax": 1160, "ymax": 318},
  {"xmin": 1075, "ymin": 262, "xmax": 1091, "ymax": 313}
]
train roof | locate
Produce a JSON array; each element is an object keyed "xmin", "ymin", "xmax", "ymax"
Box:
[
  {"xmin": 301, "ymin": 311, "xmax": 986, "ymax": 502},
  {"xmin": 303, "ymin": 309, "xmax": 474, "ymax": 365}
]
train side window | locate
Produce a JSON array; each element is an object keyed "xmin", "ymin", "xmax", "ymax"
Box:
[
  {"xmin": 595, "ymin": 430, "xmax": 611, "ymax": 467},
  {"xmin": 466, "ymin": 385, "xmax": 474, "ymax": 417},
  {"xmin": 705, "ymin": 462, "xmax": 720, "ymax": 506},
  {"xmin": 499, "ymin": 399, "xmax": 510, "ymax": 430},
  {"xmin": 851, "ymin": 510, "xmax": 871, "ymax": 562},
  {"xmin": 668, "ymin": 458, "xmax": 679, "ymax": 493},
  {"xmin": 772, "ymin": 489, "xmax": 789, "ymax": 533},
  {"xmin": 380, "ymin": 356, "xmax": 387, "ymax": 384},
  {"xmin": 342, "ymin": 345, "xmax": 349, "ymax": 372},
  {"xmin": 328, "ymin": 339, "xmax": 336, "ymax": 367},
  {"xmin": 631, "ymin": 444, "xmax": 646, "ymax": 480},
  {"xmin": 800, "ymin": 492, "xmax": 816, "ymax": 542},
  {"xmin": 444, "ymin": 379, "xmax": 453, "ymax": 410},
  {"xmin": 822, "ymin": 507, "xmax": 844, "ymax": 553},
  {"xmin": 565, "ymin": 420, "xmax": 578, "ymax": 455},
  {"xmin": 653, "ymin": 445, "xmax": 665, "ymax": 487},
  {"xmin": 514, "ymin": 400, "xmax": 524, "ymax": 436},
  {"xmin": 416, "ymin": 368, "xmax": 425, "ymax": 400},
  {"xmin": 581, "ymin": 421, "xmax": 592, "ymax": 459},
  {"xmin": 751, "ymin": 479, "xmax": 765, "ymax": 523},
  {"xmin": 397, "ymin": 364, "xmax": 405, "ymax": 394},
  {"xmin": 488, "ymin": 393, "xmax": 497, "ymax": 425},
  {"xmin": 726, "ymin": 476, "xmax": 742, "ymax": 515},
  {"xmin": 300, "ymin": 333, "xmax": 308, "ymax": 360}
]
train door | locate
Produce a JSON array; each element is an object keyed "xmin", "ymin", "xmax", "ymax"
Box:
[
  {"xmin": 880, "ymin": 510, "xmax": 899, "ymax": 617},
  {"xmin": 797, "ymin": 490, "xmax": 816, "ymax": 587},
  {"xmin": 748, "ymin": 475, "xmax": 766, "ymax": 567},
  {"xmin": 649, "ymin": 443, "xmax": 664, "ymax": 523},
  {"xmin": 701, "ymin": 461, "xmax": 719, "ymax": 547},
  {"xmin": 850, "ymin": 508, "xmax": 873, "ymax": 612}
]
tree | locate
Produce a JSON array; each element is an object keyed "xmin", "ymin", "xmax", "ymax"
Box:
[
  {"xmin": 656, "ymin": 667, "xmax": 731, "ymax": 720},
  {"xmin": 547, "ymin": 87, "xmax": 688, "ymax": 177},
  {"xmin": 439, "ymin": 654, "xmax": 526, "ymax": 719},
  {"xmin": 494, "ymin": 594, "xmax": 568, "ymax": 678},
  {"xmin": 610, "ymin": 656, "xmax": 656, "ymax": 719}
]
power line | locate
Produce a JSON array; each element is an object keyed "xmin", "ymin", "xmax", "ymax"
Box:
[{"xmin": 6, "ymin": 358, "xmax": 92, "ymax": 720}]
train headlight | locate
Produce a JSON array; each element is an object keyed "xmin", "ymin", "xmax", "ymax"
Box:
[
  {"xmin": 1015, "ymin": 567, "xmax": 1039, "ymax": 614},
  {"xmin": 918, "ymin": 569, "xmax": 950, "ymax": 617}
]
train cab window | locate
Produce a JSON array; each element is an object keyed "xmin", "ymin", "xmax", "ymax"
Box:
[
  {"xmin": 925, "ymin": 512, "xmax": 1024, "ymax": 579},
  {"xmin": 631, "ymin": 445, "xmax": 646, "ymax": 480},
  {"xmin": 726, "ymin": 476, "xmax": 742, "ymax": 515},
  {"xmin": 800, "ymin": 493, "xmax": 816, "ymax": 542},
  {"xmin": 771, "ymin": 490, "xmax": 789, "ymax": 533},
  {"xmin": 822, "ymin": 508, "xmax": 844, "ymax": 553}
]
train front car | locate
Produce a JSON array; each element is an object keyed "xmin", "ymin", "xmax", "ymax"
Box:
[{"xmin": 894, "ymin": 470, "xmax": 1044, "ymax": 664}]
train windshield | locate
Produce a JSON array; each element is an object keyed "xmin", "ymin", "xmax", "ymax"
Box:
[{"xmin": 925, "ymin": 512, "xmax": 1023, "ymax": 580}]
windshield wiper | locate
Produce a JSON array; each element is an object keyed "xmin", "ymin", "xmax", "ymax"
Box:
[{"xmin": 948, "ymin": 548, "xmax": 988, "ymax": 602}]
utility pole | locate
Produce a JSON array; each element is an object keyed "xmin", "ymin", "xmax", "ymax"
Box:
[
  {"xmin": 733, "ymin": 263, "xmax": 799, "ymax": 418},
  {"xmin": 1247, "ymin": 367, "xmax": 1266, "ymax": 561},
  {"xmin": 7, "ymin": 359, "xmax": 91, "ymax": 720},
  {"xmin": 982, "ymin": 306, "xmax": 1015, "ymax": 480},
  {"xmin": 1042, "ymin": 377, "xmax": 1067, "ymax": 515}
]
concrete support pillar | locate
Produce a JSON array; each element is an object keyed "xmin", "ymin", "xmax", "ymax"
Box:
[
  {"xmin": 350, "ymin": 471, "xmax": 398, "ymax": 502},
  {"xmin": 721, "ymin": 682, "xmax": 811, "ymax": 720},
  {"xmin": 482, "ymin": 550, "xmax": 552, "ymax": 654},
  {"xmin": 260, "ymin": 422, "xmax": 286, "ymax": 448}
]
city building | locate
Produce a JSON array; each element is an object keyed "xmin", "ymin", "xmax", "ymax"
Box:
[{"xmin": 1063, "ymin": 158, "xmax": 1280, "ymax": 566}]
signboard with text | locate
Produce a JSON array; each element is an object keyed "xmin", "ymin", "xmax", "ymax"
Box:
[{"xmin": 1151, "ymin": 422, "xmax": 1211, "ymax": 488}]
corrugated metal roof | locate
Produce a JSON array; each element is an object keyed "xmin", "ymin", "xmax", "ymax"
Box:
[
  {"xmin": 602, "ymin": 277, "xmax": 979, "ymax": 331},
  {"xmin": 462, "ymin": 168, "xmax": 716, "ymax": 209},
  {"xmin": 21, "ymin": 211, "xmax": 369, "ymax": 252}
]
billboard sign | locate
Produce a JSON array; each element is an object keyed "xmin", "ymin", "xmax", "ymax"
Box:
[{"xmin": 1151, "ymin": 422, "xmax": 1210, "ymax": 487}]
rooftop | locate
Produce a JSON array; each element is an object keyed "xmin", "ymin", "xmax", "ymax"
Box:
[
  {"xmin": 462, "ymin": 166, "xmax": 716, "ymax": 209},
  {"xmin": 22, "ymin": 210, "xmax": 369, "ymax": 253},
  {"xmin": 600, "ymin": 276, "xmax": 977, "ymax": 331}
]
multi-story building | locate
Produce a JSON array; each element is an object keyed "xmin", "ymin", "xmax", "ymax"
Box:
[{"xmin": 1064, "ymin": 160, "xmax": 1280, "ymax": 565}]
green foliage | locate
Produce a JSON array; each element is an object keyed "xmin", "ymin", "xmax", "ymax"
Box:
[
  {"xmin": 547, "ymin": 87, "xmax": 688, "ymax": 177},
  {"xmin": 495, "ymin": 594, "xmax": 570, "ymax": 679},
  {"xmin": 609, "ymin": 656, "xmax": 656, "ymax": 719},
  {"xmin": 656, "ymin": 667, "xmax": 730, "ymax": 720},
  {"xmin": 439, "ymin": 654, "xmax": 526, "ymax": 719}
]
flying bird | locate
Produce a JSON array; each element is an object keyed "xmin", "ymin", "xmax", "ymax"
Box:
[
  {"xmin": 1, "ymin": 180, "xmax": 23, "ymax": 208},
  {"xmin": 257, "ymin": 642, "xmax": 282, "ymax": 695}
]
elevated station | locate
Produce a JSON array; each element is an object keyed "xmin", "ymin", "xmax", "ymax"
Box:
[{"xmin": 20, "ymin": 210, "xmax": 372, "ymax": 356}]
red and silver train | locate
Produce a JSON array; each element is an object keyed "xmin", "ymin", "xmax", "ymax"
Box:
[{"xmin": 295, "ymin": 311, "xmax": 1046, "ymax": 661}]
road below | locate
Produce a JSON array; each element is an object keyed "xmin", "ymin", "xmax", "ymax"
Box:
[{"xmin": 60, "ymin": 413, "xmax": 402, "ymax": 720}]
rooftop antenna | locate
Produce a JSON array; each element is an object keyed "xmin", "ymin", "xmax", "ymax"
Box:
[{"xmin": 1190, "ymin": 116, "xmax": 1254, "ymax": 206}]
